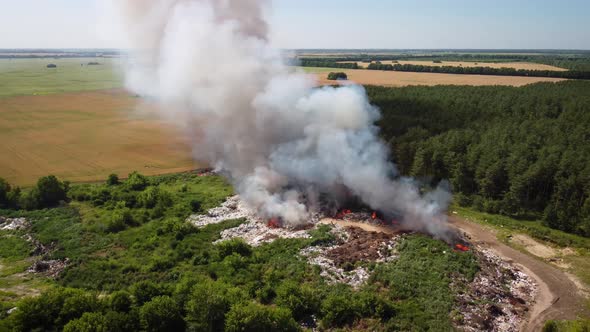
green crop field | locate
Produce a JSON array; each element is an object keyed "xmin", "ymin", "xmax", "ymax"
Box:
[{"xmin": 0, "ymin": 58, "xmax": 123, "ymax": 98}]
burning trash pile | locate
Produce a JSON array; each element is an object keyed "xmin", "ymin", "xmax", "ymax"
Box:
[
  {"xmin": 188, "ymin": 196, "xmax": 256, "ymax": 228},
  {"xmin": 300, "ymin": 245, "xmax": 371, "ymax": 288},
  {"xmin": 189, "ymin": 195, "xmax": 401, "ymax": 286},
  {"xmin": 216, "ymin": 221, "xmax": 311, "ymax": 247},
  {"xmin": 189, "ymin": 195, "xmax": 314, "ymax": 246},
  {"xmin": 453, "ymin": 248, "xmax": 537, "ymax": 332},
  {"xmin": 325, "ymin": 226, "xmax": 399, "ymax": 267},
  {"xmin": 188, "ymin": 195, "xmax": 399, "ymax": 248},
  {"xmin": 300, "ymin": 224, "xmax": 400, "ymax": 288},
  {"xmin": 110, "ymin": 0, "xmax": 454, "ymax": 241},
  {"xmin": 191, "ymin": 195, "xmax": 538, "ymax": 331}
]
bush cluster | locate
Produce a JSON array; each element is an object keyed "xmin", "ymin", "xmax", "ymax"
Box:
[
  {"xmin": 0, "ymin": 175, "xmax": 68, "ymax": 210},
  {"xmin": 327, "ymin": 72, "xmax": 348, "ymax": 80}
]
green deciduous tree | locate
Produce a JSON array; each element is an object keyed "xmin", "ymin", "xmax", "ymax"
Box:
[
  {"xmin": 225, "ymin": 302, "xmax": 299, "ymax": 332},
  {"xmin": 126, "ymin": 171, "xmax": 149, "ymax": 191},
  {"xmin": 139, "ymin": 296, "xmax": 185, "ymax": 332}
]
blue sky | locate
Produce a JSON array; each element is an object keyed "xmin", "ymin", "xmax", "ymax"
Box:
[{"xmin": 0, "ymin": 0, "xmax": 589, "ymax": 49}]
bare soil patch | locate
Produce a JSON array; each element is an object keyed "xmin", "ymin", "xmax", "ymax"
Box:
[
  {"xmin": 511, "ymin": 234, "xmax": 558, "ymax": 259},
  {"xmin": 319, "ymin": 218, "xmax": 398, "ymax": 234}
]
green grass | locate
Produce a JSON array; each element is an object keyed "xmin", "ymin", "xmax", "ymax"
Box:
[
  {"xmin": 544, "ymin": 319, "xmax": 590, "ymax": 332},
  {"xmin": 0, "ymin": 231, "xmax": 33, "ymax": 261},
  {"xmin": 371, "ymin": 235, "xmax": 479, "ymax": 331},
  {"xmin": 0, "ymin": 58, "xmax": 123, "ymax": 97}
]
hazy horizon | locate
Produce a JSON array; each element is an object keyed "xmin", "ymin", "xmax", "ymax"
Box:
[
  {"xmin": 0, "ymin": 0, "xmax": 589, "ymax": 50},
  {"xmin": 1, "ymin": 48, "xmax": 589, "ymax": 52}
]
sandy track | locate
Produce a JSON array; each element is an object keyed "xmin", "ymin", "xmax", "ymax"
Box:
[
  {"xmin": 319, "ymin": 218, "xmax": 399, "ymax": 234},
  {"xmin": 449, "ymin": 216, "xmax": 589, "ymax": 331}
]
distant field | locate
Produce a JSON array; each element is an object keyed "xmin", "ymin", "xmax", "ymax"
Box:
[
  {"xmin": 0, "ymin": 58, "xmax": 123, "ymax": 97},
  {"xmin": 339, "ymin": 60, "xmax": 568, "ymax": 71},
  {"xmin": 0, "ymin": 90, "xmax": 198, "ymax": 186},
  {"xmin": 0, "ymin": 58, "xmax": 565, "ymax": 185},
  {"xmin": 303, "ymin": 67, "xmax": 566, "ymax": 87}
]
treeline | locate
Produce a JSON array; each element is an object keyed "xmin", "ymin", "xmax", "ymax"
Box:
[
  {"xmin": 367, "ymin": 63, "xmax": 590, "ymax": 79},
  {"xmin": 366, "ymin": 81, "xmax": 590, "ymax": 237},
  {"xmin": 296, "ymin": 53, "xmax": 590, "ymax": 70},
  {"xmin": 296, "ymin": 59, "xmax": 358, "ymax": 69}
]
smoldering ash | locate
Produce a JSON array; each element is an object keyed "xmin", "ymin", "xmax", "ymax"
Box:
[{"xmin": 111, "ymin": 0, "xmax": 452, "ymax": 239}]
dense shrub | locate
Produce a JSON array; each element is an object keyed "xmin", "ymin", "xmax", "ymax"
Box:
[
  {"xmin": 8, "ymin": 288, "xmax": 101, "ymax": 331},
  {"xmin": 106, "ymin": 174, "xmax": 120, "ymax": 186},
  {"xmin": 57, "ymin": 291, "xmax": 101, "ymax": 327},
  {"xmin": 16, "ymin": 175, "xmax": 69, "ymax": 210},
  {"xmin": 131, "ymin": 281, "xmax": 168, "ymax": 306},
  {"xmin": 215, "ymin": 239, "xmax": 253, "ymax": 259},
  {"xmin": 137, "ymin": 187, "xmax": 161, "ymax": 209},
  {"xmin": 0, "ymin": 177, "xmax": 19, "ymax": 209},
  {"xmin": 36, "ymin": 175, "xmax": 69, "ymax": 208},
  {"xmin": 225, "ymin": 302, "xmax": 299, "ymax": 332},
  {"xmin": 139, "ymin": 296, "xmax": 185, "ymax": 332},
  {"xmin": 185, "ymin": 280, "xmax": 243, "ymax": 331},
  {"xmin": 327, "ymin": 72, "xmax": 348, "ymax": 80},
  {"xmin": 275, "ymin": 282, "xmax": 318, "ymax": 319},
  {"xmin": 320, "ymin": 287, "xmax": 361, "ymax": 327},
  {"xmin": 0, "ymin": 177, "xmax": 11, "ymax": 208},
  {"xmin": 110, "ymin": 290, "xmax": 132, "ymax": 312},
  {"xmin": 63, "ymin": 312, "xmax": 109, "ymax": 332},
  {"xmin": 126, "ymin": 172, "xmax": 149, "ymax": 191},
  {"xmin": 106, "ymin": 205, "xmax": 134, "ymax": 233},
  {"xmin": 190, "ymin": 199, "xmax": 201, "ymax": 212}
]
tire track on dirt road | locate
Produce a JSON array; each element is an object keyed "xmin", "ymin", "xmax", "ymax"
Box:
[{"xmin": 449, "ymin": 216, "xmax": 589, "ymax": 332}]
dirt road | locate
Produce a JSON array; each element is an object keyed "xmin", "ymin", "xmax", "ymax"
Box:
[{"xmin": 449, "ymin": 216, "xmax": 589, "ymax": 331}]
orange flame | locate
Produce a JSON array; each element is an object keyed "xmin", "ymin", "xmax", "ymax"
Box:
[
  {"xmin": 372, "ymin": 212, "xmax": 377, "ymax": 220},
  {"xmin": 267, "ymin": 218, "xmax": 281, "ymax": 229},
  {"xmin": 335, "ymin": 209, "xmax": 352, "ymax": 219},
  {"xmin": 454, "ymin": 244, "xmax": 470, "ymax": 252}
]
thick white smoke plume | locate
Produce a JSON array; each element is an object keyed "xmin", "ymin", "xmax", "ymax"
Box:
[{"xmin": 109, "ymin": 0, "xmax": 452, "ymax": 238}]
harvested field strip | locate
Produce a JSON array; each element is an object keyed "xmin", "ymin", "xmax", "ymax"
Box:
[
  {"xmin": 338, "ymin": 60, "xmax": 568, "ymax": 71},
  {"xmin": 0, "ymin": 90, "xmax": 198, "ymax": 186},
  {"xmin": 303, "ymin": 68, "xmax": 566, "ymax": 87}
]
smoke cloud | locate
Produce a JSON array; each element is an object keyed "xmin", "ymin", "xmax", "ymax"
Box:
[{"xmin": 109, "ymin": 0, "xmax": 452, "ymax": 239}]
